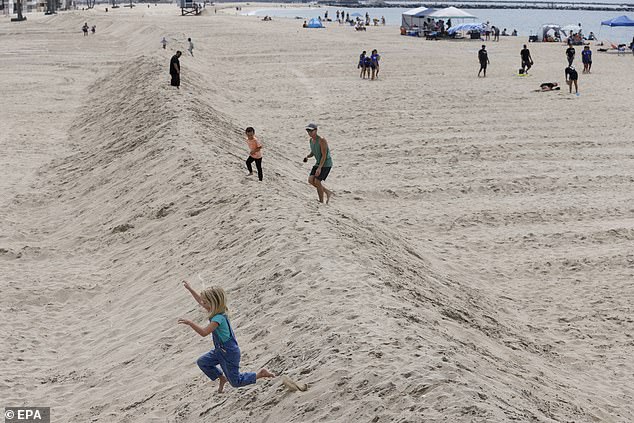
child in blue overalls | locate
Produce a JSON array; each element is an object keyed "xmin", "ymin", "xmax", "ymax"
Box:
[{"xmin": 179, "ymin": 282, "xmax": 275, "ymax": 392}]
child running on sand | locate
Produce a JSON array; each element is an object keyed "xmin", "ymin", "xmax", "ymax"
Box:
[
  {"xmin": 179, "ymin": 282, "xmax": 274, "ymax": 392},
  {"xmin": 187, "ymin": 38, "xmax": 194, "ymax": 56},
  {"xmin": 245, "ymin": 127, "xmax": 263, "ymax": 181}
]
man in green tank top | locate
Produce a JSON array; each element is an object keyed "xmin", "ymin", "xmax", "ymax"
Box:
[{"xmin": 303, "ymin": 123, "xmax": 334, "ymax": 204}]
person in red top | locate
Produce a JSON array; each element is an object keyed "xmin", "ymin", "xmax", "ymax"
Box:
[{"xmin": 245, "ymin": 127, "xmax": 263, "ymax": 181}]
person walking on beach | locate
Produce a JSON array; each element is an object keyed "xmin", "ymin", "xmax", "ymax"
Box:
[
  {"xmin": 170, "ymin": 51, "xmax": 182, "ymax": 89},
  {"xmin": 161, "ymin": 37, "xmax": 168, "ymax": 49},
  {"xmin": 565, "ymin": 65, "xmax": 579, "ymax": 94},
  {"xmin": 244, "ymin": 127, "xmax": 263, "ymax": 181},
  {"xmin": 581, "ymin": 45, "xmax": 592, "ymax": 73},
  {"xmin": 478, "ymin": 45, "xmax": 490, "ymax": 77},
  {"xmin": 358, "ymin": 51, "xmax": 367, "ymax": 78},
  {"xmin": 370, "ymin": 49, "xmax": 381, "ymax": 80},
  {"xmin": 303, "ymin": 124, "xmax": 333, "ymax": 204},
  {"xmin": 362, "ymin": 55, "xmax": 372, "ymax": 79},
  {"xmin": 484, "ymin": 22, "xmax": 491, "ymax": 41},
  {"xmin": 566, "ymin": 45, "xmax": 575, "ymax": 66},
  {"xmin": 520, "ymin": 44, "xmax": 533, "ymax": 74},
  {"xmin": 494, "ymin": 25, "xmax": 500, "ymax": 41},
  {"xmin": 82, "ymin": 22, "xmax": 89, "ymax": 36},
  {"xmin": 179, "ymin": 282, "xmax": 275, "ymax": 393},
  {"xmin": 187, "ymin": 38, "xmax": 194, "ymax": 56}
]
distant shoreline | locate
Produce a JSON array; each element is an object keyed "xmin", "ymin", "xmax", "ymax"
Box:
[{"xmin": 324, "ymin": 2, "xmax": 634, "ymax": 11}]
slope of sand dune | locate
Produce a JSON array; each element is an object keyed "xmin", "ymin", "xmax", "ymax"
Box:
[{"xmin": 1, "ymin": 6, "xmax": 633, "ymax": 423}]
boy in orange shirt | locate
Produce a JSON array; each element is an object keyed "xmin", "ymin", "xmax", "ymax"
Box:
[{"xmin": 245, "ymin": 127, "xmax": 263, "ymax": 181}]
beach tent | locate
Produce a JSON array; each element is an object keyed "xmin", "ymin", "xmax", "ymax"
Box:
[
  {"xmin": 427, "ymin": 7, "xmax": 476, "ymax": 20},
  {"xmin": 401, "ymin": 7, "xmax": 435, "ymax": 29},
  {"xmin": 542, "ymin": 24, "xmax": 562, "ymax": 41},
  {"xmin": 306, "ymin": 18, "xmax": 324, "ymax": 29},
  {"xmin": 447, "ymin": 22, "xmax": 483, "ymax": 35},
  {"xmin": 601, "ymin": 15, "xmax": 634, "ymax": 27}
]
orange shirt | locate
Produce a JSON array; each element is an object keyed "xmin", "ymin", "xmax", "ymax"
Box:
[{"xmin": 246, "ymin": 136, "xmax": 263, "ymax": 159}]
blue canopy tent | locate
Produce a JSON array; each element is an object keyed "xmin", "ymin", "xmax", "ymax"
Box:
[
  {"xmin": 601, "ymin": 15, "xmax": 634, "ymax": 27},
  {"xmin": 599, "ymin": 15, "xmax": 634, "ymax": 46},
  {"xmin": 306, "ymin": 18, "xmax": 324, "ymax": 28}
]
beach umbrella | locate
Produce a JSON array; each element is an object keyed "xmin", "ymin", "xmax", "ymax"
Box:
[
  {"xmin": 350, "ymin": 12, "xmax": 363, "ymax": 17},
  {"xmin": 601, "ymin": 15, "xmax": 634, "ymax": 27},
  {"xmin": 447, "ymin": 22, "xmax": 483, "ymax": 35}
]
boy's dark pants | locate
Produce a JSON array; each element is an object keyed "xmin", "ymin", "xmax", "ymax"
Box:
[{"xmin": 246, "ymin": 157, "xmax": 263, "ymax": 181}]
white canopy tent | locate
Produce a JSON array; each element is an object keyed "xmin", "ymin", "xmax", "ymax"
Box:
[
  {"xmin": 401, "ymin": 7, "xmax": 435, "ymax": 29},
  {"xmin": 427, "ymin": 7, "xmax": 477, "ymax": 20}
]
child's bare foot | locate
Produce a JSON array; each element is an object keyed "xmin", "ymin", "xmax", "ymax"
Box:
[
  {"xmin": 218, "ymin": 375, "xmax": 227, "ymax": 393},
  {"xmin": 256, "ymin": 368, "xmax": 275, "ymax": 379}
]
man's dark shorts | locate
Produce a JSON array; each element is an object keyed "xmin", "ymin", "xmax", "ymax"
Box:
[{"xmin": 310, "ymin": 166, "xmax": 331, "ymax": 181}]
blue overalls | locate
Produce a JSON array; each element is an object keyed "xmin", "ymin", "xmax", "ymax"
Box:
[{"xmin": 196, "ymin": 315, "xmax": 256, "ymax": 387}]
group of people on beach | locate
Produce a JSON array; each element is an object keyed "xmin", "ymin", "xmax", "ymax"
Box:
[
  {"xmin": 175, "ymin": 98, "xmax": 334, "ymax": 398},
  {"xmin": 330, "ymin": 10, "xmax": 385, "ymax": 26},
  {"xmin": 477, "ymin": 41, "xmax": 588, "ymax": 95},
  {"xmin": 242, "ymin": 124, "xmax": 334, "ymax": 203},
  {"xmin": 357, "ymin": 50, "xmax": 381, "ymax": 80},
  {"xmin": 81, "ymin": 22, "xmax": 96, "ymax": 35},
  {"xmin": 183, "ymin": 125, "xmax": 332, "ymax": 393}
]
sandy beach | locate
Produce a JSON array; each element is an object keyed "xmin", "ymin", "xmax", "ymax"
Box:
[{"xmin": 1, "ymin": 4, "xmax": 633, "ymax": 422}]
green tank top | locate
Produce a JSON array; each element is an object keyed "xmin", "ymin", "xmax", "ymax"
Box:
[{"xmin": 310, "ymin": 136, "xmax": 332, "ymax": 167}]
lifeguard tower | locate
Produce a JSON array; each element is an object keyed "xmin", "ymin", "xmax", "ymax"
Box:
[{"xmin": 181, "ymin": 0, "xmax": 201, "ymax": 16}]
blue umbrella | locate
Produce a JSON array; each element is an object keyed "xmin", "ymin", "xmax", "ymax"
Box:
[
  {"xmin": 350, "ymin": 12, "xmax": 363, "ymax": 17},
  {"xmin": 601, "ymin": 15, "xmax": 634, "ymax": 27},
  {"xmin": 447, "ymin": 22, "xmax": 483, "ymax": 35}
]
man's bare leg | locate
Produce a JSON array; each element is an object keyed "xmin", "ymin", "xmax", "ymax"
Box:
[
  {"xmin": 314, "ymin": 179, "xmax": 325, "ymax": 203},
  {"xmin": 308, "ymin": 176, "xmax": 323, "ymax": 203}
]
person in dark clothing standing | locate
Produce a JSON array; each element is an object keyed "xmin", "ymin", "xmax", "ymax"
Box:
[
  {"xmin": 521, "ymin": 44, "xmax": 533, "ymax": 74},
  {"xmin": 170, "ymin": 51, "xmax": 182, "ymax": 89},
  {"xmin": 565, "ymin": 65, "xmax": 579, "ymax": 94},
  {"xmin": 478, "ymin": 45, "xmax": 490, "ymax": 77},
  {"xmin": 566, "ymin": 45, "xmax": 575, "ymax": 66}
]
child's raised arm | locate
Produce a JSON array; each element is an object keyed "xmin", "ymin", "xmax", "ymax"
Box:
[{"xmin": 183, "ymin": 281, "xmax": 211, "ymax": 311}]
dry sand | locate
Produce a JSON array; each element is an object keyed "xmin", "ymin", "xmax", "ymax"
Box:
[{"xmin": 1, "ymin": 4, "xmax": 633, "ymax": 422}]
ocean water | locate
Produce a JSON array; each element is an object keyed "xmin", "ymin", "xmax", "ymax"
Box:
[{"xmin": 247, "ymin": 6, "xmax": 634, "ymax": 43}]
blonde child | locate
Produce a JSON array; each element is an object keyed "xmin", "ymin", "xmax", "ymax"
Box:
[{"xmin": 178, "ymin": 282, "xmax": 274, "ymax": 392}]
